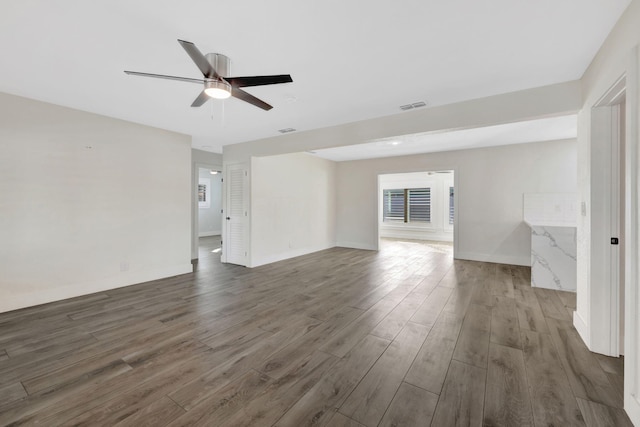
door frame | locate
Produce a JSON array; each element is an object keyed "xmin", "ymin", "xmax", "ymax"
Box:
[
  {"xmin": 624, "ymin": 46, "xmax": 640, "ymax": 420},
  {"xmin": 591, "ymin": 75, "xmax": 626, "ymax": 357}
]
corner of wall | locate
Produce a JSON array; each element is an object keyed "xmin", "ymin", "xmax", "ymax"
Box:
[
  {"xmin": 573, "ymin": 309, "xmax": 591, "ymax": 349},
  {"xmin": 624, "ymin": 390, "xmax": 640, "ymax": 426},
  {"xmin": 335, "ymin": 241, "xmax": 377, "ymax": 251}
]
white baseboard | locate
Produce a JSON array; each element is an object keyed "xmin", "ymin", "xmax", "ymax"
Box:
[
  {"xmin": 0, "ymin": 263, "xmax": 193, "ymax": 314},
  {"xmin": 199, "ymin": 230, "xmax": 221, "ymax": 237},
  {"xmin": 455, "ymin": 251, "xmax": 530, "ymax": 266},
  {"xmin": 625, "ymin": 392, "xmax": 640, "ymax": 427},
  {"xmin": 249, "ymin": 243, "xmax": 336, "ymax": 268},
  {"xmin": 335, "ymin": 241, "xmax": 377, "ymax": 251},
  {"xmin": 573, "ymin": 310, "xmax": 590, "ymax": 348},
  {"xmin": 380, "ymin": 228, "xmax": 453, "ymax": 242}
]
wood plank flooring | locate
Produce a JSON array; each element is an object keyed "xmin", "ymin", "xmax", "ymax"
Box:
[{"xmin": 0, "ymin": 237, "xmax": 633, "ymax": 426}]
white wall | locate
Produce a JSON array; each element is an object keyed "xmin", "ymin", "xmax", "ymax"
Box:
[
  {"xmin": 197, "ymin": 168, "xmax": 222, "ymax": 237},
  {"xmin": 575, "ymin": 1, "xmax": 640, "ymax": 423},
  {"xmin": 379, "ymin": 171, "xmax": 454, "ymax": 242},
  {"xmin": 250, "ymin": 152, "xmax": 336, "ymax": 267},
  {"xmin": 336, "ymin": 139, "xmax": 577, "ymax": 266},
  {"xmin": 0, "ymin": 92, "xmax": 192, "ymax": 313}
]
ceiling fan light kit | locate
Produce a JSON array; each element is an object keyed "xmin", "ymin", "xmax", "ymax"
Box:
[
  {"xmin": 124, "ymin": 40, "xmax": 292, "ymax": 110},
  {"xmin": 204, "ymin": 80, "xmax": 232, "ymax": 99}
]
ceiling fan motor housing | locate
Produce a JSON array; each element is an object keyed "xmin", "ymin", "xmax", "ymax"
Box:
[{"xmin": 205, "ymin": 53, "xmax": 230, "ymax": 78}]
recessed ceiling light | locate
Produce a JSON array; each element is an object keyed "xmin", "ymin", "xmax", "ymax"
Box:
[{"xmin": 389, "ymin": 141, "xmax": 401, "ymax": 146}]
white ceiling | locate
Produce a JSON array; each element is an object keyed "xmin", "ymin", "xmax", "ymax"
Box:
[
  {"xmin": 0, "ymin": 1, "xmax": 629, "ymax": 153},
  {"xmin": 311, "ymin": 115, "xmax": 577, "ymax": 161}
]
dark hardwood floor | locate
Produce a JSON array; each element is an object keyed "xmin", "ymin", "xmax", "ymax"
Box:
[{"xmin": 0, "ymin": 237, "xmax": 633, "ymax": 426}]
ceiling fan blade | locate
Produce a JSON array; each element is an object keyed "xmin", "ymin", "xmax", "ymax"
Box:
[
  {"xmin": 224, "ymin": 74, "xmax": 293, "ymax": 88},
  {"xmin": 191, "ymin": 90, "xmax": 210, "ymax": 107},
  {"xmin": 177, "ymin": 39, "xmax": 218, "ymax": 79},
  {"xmin": 124, "ymin": 71, "xmax": 205, "ymax": 84},
  {"xmin": 232, "ymin": 88, "xmax": 273, "ymax": 110}
]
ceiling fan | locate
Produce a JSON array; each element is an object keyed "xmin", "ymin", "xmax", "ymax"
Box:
[{"xmin": 124, "ymin": 39, "xmax": 293, "ymax": 110}]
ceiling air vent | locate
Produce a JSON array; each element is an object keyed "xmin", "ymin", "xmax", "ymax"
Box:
[
  {"xmin": 399, "ymin": 101, "xmax": 427, "ymax": 111},
  {"xmin": 278, "ymin": 128, "xmax": 296, "ymax": 133}
]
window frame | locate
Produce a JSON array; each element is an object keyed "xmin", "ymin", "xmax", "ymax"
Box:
[{"xmin": 382, "ymin": 187, "xmax": 432, "ymax": 225}]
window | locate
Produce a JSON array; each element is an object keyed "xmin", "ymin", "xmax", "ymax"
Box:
[
  {"xmin": 408, "ymin": 188, "xmax": 431, "ymax": 222},
  {"xmin": 449, "ymin": 186, "xmax": 454, "ymax": 224},
  {"xmin": 383, "ymin": 188, "xmax": 431, "ymax": 223},
  {"xmin": 383, "ymin": 189, "xmax": 405, "ymax": 221}
]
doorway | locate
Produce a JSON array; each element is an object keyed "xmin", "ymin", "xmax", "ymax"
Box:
[
  {"xmin": 197, "ymin": 167, "xmax": 223, "ymax": 238},
  {"xmin": 192, "ymin": 162, "xmax": 222, "ymax": 264},
  {"xmin": 377, "ymin": 170, "xmax": 456, "ymax": 255}
]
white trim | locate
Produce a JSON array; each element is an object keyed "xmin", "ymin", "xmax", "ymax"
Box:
[
  {"xmin": 336, "ymin": 241, "xmax": 377, "ymax": 251},
  {"xmin": 624, "ymin": 45, "xmax": 640, "ymax": 424},
  {"xmin": 380, "ymin": 227, "xmax": 453, "ymax": 242},
  {"xmin": 249, "ymin": 243, "xmax": 336, "ymax": 268},
  {"xmin": 198, "ymin": 231, "xmax": 221, "ymax": 237},
  {"xmin": 594, "ymin": 74, "xmax": 627, "ymax": 107},
  {"xmin": 454, "ymin": 251, "xmax": 530, "ymax": 267},
  {"xmin": 452, "ymin": 167, "xmax": 459, "ymax": 259},
  {"xmin": 626, "ymin": 394, "xmax": 640, "ymax": 427},
  {"xmin": 193, "ymin": 161, "xmax": 222, "ymax": 260},
  {"xmin": 0, "ymin": 263, "xmax": 193, "ymax": 314},
  {"xmin": 586, "ymin": 77, "xmax": 627, "ymax": 356},
  {"xmin": 573, "ymin": 310, "xmax": 591, "ymax": 348},
  {"xmin": 610, "ymin": 103, "xmax": 622, "ymax": 357}
]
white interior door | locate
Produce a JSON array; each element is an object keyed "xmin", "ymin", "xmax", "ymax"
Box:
[{"xmin": 224, "ymin": 163, "xmax": 248, "ymax": 266}]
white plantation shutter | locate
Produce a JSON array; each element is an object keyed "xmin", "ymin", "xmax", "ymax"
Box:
[
  {"xmin": 408, "ymin": 188, "xmax": 431, "ymax": 222},
  {"xmin": 383, "ymin": 189, "xmax": 405, "ymax": 221},
  {"xmin": 383, "ymin": 187, "xmax": 431, "ymax": 223},
  {"xmin": 226, "ymin": 166, "xmax": 246, "ymax": 265}
]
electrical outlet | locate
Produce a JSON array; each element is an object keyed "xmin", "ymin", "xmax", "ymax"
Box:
[{"xmin": 581, "ymin": 201, "xmax": 587, "ymax": 216}]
